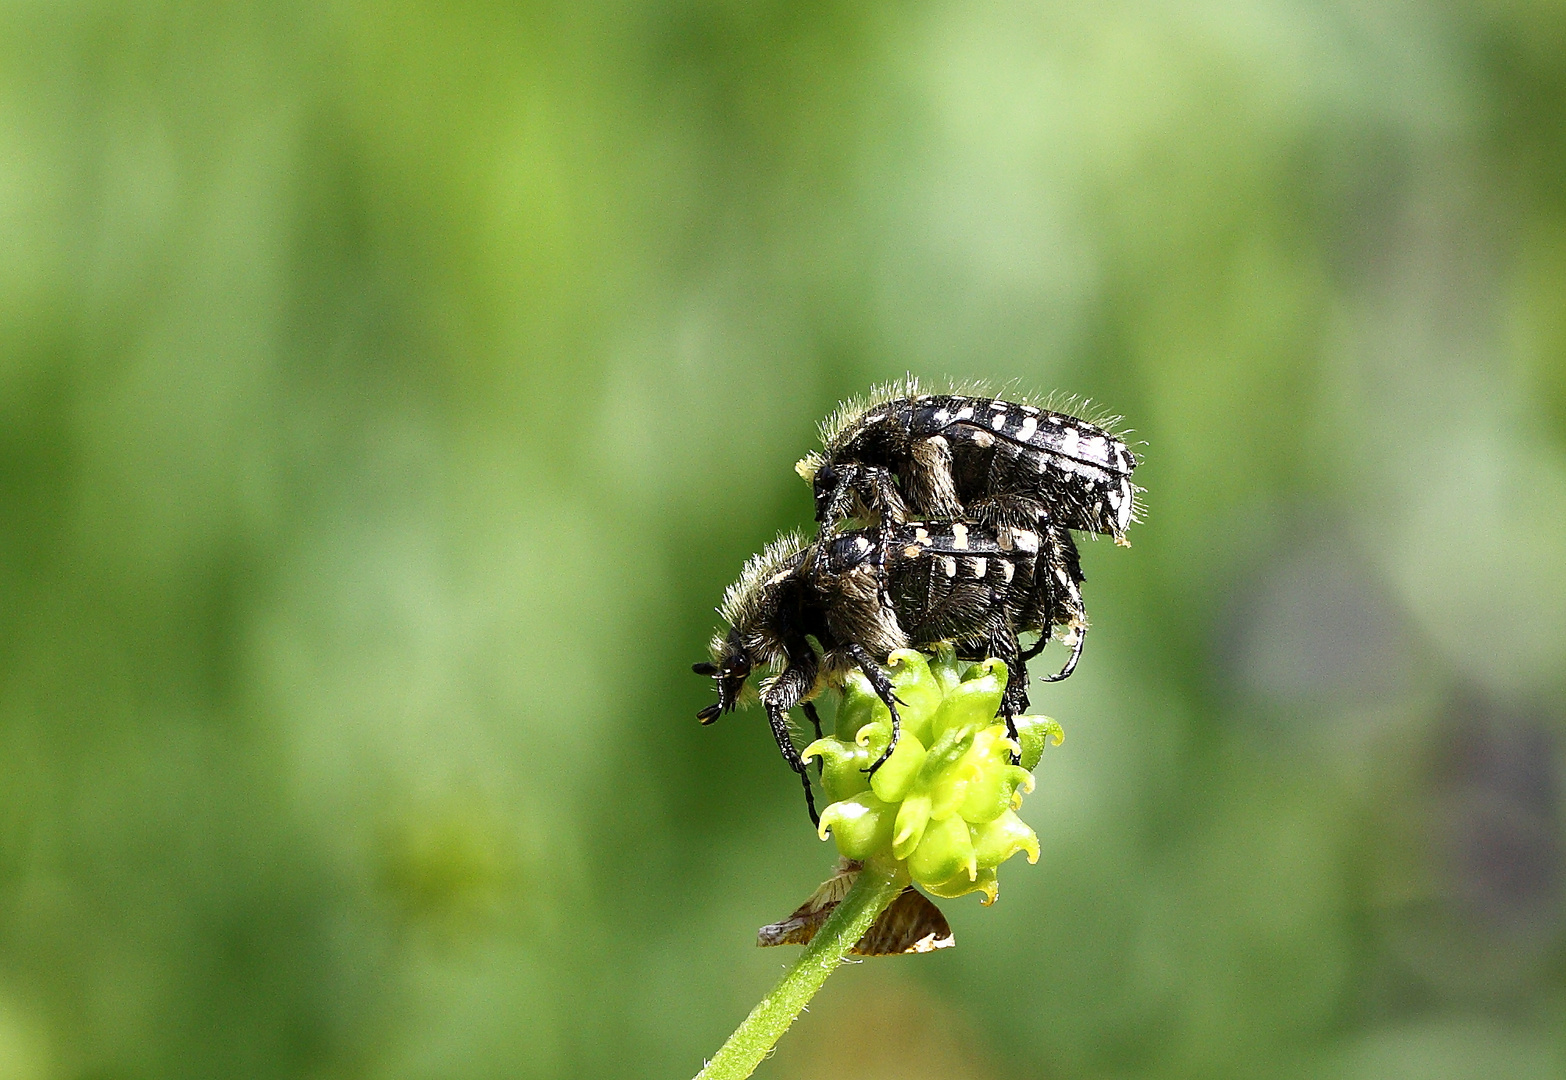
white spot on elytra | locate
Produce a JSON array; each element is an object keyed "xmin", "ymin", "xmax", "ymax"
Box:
[
  {"xmin": 914, "ymin": 527, "xmax": 930, "ymax": 543},
  {"xmin": 1059, "ymin": 428, "xmax": 1080, "ymax": 456},
  {"xmin": 854, "ymin": 536, "xmax": 871, "ymax": 552},
  {"xmin": 941, "ymin": 556, "xmax": 957, "ymax": 578},
  {"xmin": 1018, "ymin": 416, "xmax": 1037, "ymax": 441},
  {"xmin": 990, "ymin": 410, "xmax": 1007, "ymax": 430},
  {"xmin": 1081, "ymin": 435, "xmax": 1108, "ymax": 462},
  {"xmin": 956, "ymin": 405, "xmax": 974, "ymax": 421},
  {"xmin": 1021, "ymin": 405, "xmax": 1039, "ymax": 416},
  {"xmin": 1013, "ymin": 530, "xmax": 1040, "ymax": 553},
  {"xmin": 951, "ymin": 523, "xmax": 969, "ymax": 549},
  {"xmin": 932, "ymin": 408, "xmax": 950, "ymax": 425}
]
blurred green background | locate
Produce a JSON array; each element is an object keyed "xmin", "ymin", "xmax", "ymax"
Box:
[{"xmin": 2, "ymin": 1, "xmax": 1565, "ymax": 1077}]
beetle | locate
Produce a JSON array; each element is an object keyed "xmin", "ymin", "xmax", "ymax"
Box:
[
  {"xmin": 693, "ymin": 518, "xmax": 1082, "ymax": 821},
  {"xmin": 796, "ymin": 378, "xmax": 1140, "ymax": 543}
]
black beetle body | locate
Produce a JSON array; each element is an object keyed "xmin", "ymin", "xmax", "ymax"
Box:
[{"xmin": 798, "ymin": 380, "xmax": 1139, "ymax": 543}]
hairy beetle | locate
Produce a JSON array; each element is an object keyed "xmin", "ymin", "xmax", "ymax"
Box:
[
  {"xmin": 693, "ymin": 517, "xmax": 1083, "ymax": 821},
  {"xmin": 796, "ymin": 378, "xmax": 1140, "ymax": 543}
]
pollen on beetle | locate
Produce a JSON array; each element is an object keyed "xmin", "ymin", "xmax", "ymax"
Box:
[{"xmin": 794, "ymin": 452, "xmax": 824, "ymax": 482}]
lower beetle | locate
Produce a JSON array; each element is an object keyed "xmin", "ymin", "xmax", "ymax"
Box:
[{"xmin": 693, "ymin": 519, "xmax": 1084, "ymax": 822}]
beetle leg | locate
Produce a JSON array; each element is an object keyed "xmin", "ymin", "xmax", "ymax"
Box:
[
  {"xmin": 988, "ymin": 623, "xmax": 1026, "ymax": 764},
  {"xmin": 765, "ymin": 700, "xmax": 819, "ymax": 825},
  {"xmin": 1040, "ymin": 622, "xmax": 1085, "ymax": 682},
  {"xmin": 875, "ymin": 523, "xmax": 897, "ymax": 612},
  {"xmin": 865, "ymin": 466, "xmax": 908, "ymax": 527},
  {"xmin": 801, "ymin": 701, "xmax": 826, "ymax": 776},
  {"xmin": 1034, "ymin": 526, "xmax": 1085, "ymax": 681},
  {"xmin": 847, "ymin": 643, "xmax": 904, "ymax": 775},
  {"xmin": 1019, "ymin": 633, "xmax": 1049, "ymax": 662},
  {"xmin": 801, "ymin": 699, "xmax": 824, "ymax": 742},
  {"xmin": 907, "ymin": 436, "xmax": 961, "ymax": 519},
  {"xmin": 762, "ymin": 650, "xmax": 821, "ymax": 824}
]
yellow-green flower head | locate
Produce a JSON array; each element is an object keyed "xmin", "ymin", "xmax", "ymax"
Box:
[{"xmin": 803, "ymin": 646, "xmax": 1063, "ymax": 904}]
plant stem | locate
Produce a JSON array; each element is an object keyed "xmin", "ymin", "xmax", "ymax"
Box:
[{"xmin": 694, "ymin": 859, "xmax": 905, "ymax": 1080}]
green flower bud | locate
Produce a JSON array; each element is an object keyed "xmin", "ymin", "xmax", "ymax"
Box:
[
  {"xmin": 971, "ymin": 809, "xmax": 1040, "ymax": 868},
  {"xmin": 869, "ymin": 733, "xmax": 928, "ymax": 804},
  {"xmin": 800, "ymin": 736, "xmax": 872, "ymax": 804},
  {"xmin": 924, "ymin": 866, "xmax": 999, "ymax": 905},
  {"xmin": 816, "ymin": 792, "xmax": 896, "ymax": 860},
  {"xmin": 1012, "ymin": 713, "xmax": 1064, "ymax": 772},
  {"xmin": 928, "ymin": 661, "xmax": 1005, "ymax": 743},
  {"xmin": 834, "ymin": 671, "xmax": 884, "ymax": 740},
  {"xmin": 882, "ymin": 649, "xmax": 942, "ymax": 744},
  {"xmin": 928, "ymin": 643, "xmax": 965, "ymax": 696},
  {"xmin": 907, "ymin": 812, "xmax": 977, "ymax": 885},
  {"xmin": 927, "ymin": 759, "xmax": 973, "ymax": 820},
  {"xmin": 811, "ymin": 647, "xmax": 1060, "ymax": 905},
  {"xmin": 891, "ymin": 793, "xmax": 931, "ymax": 860},
  {"xmin": 956, "ymin": 759, "xmax": 1033, "ymax": 824},
  {"xmin": 849, "ymin": 649, "xmax": 946, "ymax": 764}
]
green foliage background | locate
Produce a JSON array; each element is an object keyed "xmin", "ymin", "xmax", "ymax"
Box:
[{"xmin": 2, "ymin": 1, "xmax": 1565, "ymax": 1077}]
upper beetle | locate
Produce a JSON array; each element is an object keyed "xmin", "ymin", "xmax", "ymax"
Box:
[{"xmin": 796, "ymin": 378, "xmax": 1140, "ymax": 542}]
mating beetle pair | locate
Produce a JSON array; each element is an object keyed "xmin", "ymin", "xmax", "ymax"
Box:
[{"xmin": 694, "ymin": 380, "xmax": 1139, "ymax": 822}]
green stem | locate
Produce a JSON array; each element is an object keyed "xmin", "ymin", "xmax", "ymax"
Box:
[{"xmin": 693, "ymin": 860, "xmax": 906, "ymax": 1080}]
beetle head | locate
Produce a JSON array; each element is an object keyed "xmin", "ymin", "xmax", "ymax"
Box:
[{"xmin": 692, "ymin": 629, "xmax": 753, "ymax": 723}]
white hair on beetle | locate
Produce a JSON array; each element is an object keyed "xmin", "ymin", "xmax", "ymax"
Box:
[
  {"xmin": 814, "ymin": 374, "xmax": 1138, "ymax": 454},
  {"xmin": 815, "ymin": 373, "xmax": 926, "ymax": 449},
  {"xmin": 716, "ymin": 530, "xmax": 809, "ymax": 633}
]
